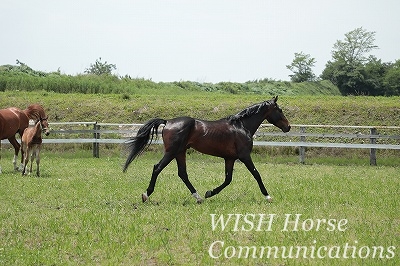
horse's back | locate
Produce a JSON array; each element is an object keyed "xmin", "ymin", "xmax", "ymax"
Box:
[
  {"xmin": 162, "ymin": 116, "xmax": 248, "ymax": 158},
  {"xmin": 162, "ymin": 117, "xmax": 196, "ymax": 149},
  {"xmin": 191, "ymin": 118, "xmax": 248, "ymax": 158},
  {"xmin": 0, "ymin": 107, "xmax": 29, "ymax": 139}
]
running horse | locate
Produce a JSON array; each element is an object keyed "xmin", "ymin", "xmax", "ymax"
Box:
[
  {"xmin": 0, "ymin": 104, "xmax": 49, "ymax": 173},
  {"xmin": 123, "ymin": 96, "xmax": 291, "ymax": 203}
]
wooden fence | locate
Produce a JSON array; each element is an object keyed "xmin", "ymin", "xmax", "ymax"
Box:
[{"xmin": 3, "ymin": 122, "xmax": 399, "ymax": 165}]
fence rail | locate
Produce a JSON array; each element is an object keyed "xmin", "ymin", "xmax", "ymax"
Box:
[{"xmin": 2, "ymin": 122, "xmax": 399, "ymax": 165}]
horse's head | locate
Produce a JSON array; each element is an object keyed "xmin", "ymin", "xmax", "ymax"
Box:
[
  {"xmin": 40, "ymin": 117, "xmax": 50, "ymax": 136},
  {"xmin": 25, "ymin": 104, "xmax": 50, "ymax": 136},
  {"xmin": 266, "ymin": 96, "xmax": 291, "ymax": 133}
]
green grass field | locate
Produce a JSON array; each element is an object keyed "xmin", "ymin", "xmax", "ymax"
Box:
[
  {"xmin": 0, "ymin": 151, "xmax": 398, "ymax": 265},
  {"xmin": 1, "ymin": 74, "xmax": 398, "ymax": 265}
]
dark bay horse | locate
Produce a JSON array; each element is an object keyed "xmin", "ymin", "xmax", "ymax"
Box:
[
  {"xmin": 123, "ymin": 96, "xmax": 291, "ymax": 203},
  {"xmin": 0, "ymin": 104, "xmax": 49, "ymax": 173}
]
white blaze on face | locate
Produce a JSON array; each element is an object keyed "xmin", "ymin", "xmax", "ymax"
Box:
[{"xmin": 29, "ymin": 119, "xmax": 36, "ymax": 127}]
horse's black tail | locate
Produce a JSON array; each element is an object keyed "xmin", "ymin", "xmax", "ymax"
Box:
[{"xmin": 123, "ymin": 118, "xmax": 167, "ymax": 172}]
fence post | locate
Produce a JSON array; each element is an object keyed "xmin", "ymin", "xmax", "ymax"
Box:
[
  {"xmin": 299, "ymin": 126, "xmax": 306, "ymax": 164},
  {"xmin": 93, "ymin": 122, "xmax": 100, "ymax": 158},
  {"xmin": 370, "ymin": 127, "xmax": 377, "ymax": 166}
]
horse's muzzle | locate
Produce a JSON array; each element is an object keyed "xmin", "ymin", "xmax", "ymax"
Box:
[
  {"xmin": 282, "ymin": 125, "xmax": 291, "ymax": 133},
  {"xmin": 43, "ymin": 128, "xmax": 50, "ymax": 136}
]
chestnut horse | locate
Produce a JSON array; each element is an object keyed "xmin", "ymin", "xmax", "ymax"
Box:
[
  {"xmin": 123, "ymin": 96, "xmax": 291, "ymax": 203},
  {"xmin": 0, "ymin": 104, "xmax": 49, "ymax": 173},
  {"xmin": 21, "ymin": 120, "xmax": 43, "ymax": 176}
]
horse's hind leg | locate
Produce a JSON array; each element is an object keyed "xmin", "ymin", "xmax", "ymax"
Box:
[
  {"xmin": 0, "ymin": 142, "xmax": 2, "ymax": 174},
  {"xmin": 205, "ymin": 158, "xmax": 235, "ymax": 199},
  {"xmin": 176, "ymin": 152, "xmax": 202, "ymax": 203},
  {"xmin": 8, "ymin": 136, "xmax": 21, "ymax": 171},
  {"xmin": 22, "ymin": 148, "xmax": 29, "ymax": 176},
  {"xmin": 241, "ymin": 156, "xmax": 272, "ymax": 202},
  {"xmin": 29, "ymin": 148, "xmax": 35, "ymax": 175},
  {"xmin": 143, "ymin": 153, "xmax": 174, "ymax": 202}
]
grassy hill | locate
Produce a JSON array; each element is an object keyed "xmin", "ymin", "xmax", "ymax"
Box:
[{"xmin": 1, "ymin": 91, "xmax": 398, "ymax": 127}]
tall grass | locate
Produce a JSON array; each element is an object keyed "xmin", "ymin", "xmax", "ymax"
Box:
[
  {"xmin": 0, "ymin": 71, "xmax": 341, "ymax": 96},
  {"xmin": 0, "ymin": 151, "xmax": 398, "ymax": 265}
]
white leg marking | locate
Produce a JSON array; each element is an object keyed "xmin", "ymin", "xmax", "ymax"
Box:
[
  {"xmin": 266, "ymin": 195, "xmax": 273, "ymax": 202},
  {"xmin": 192, "ymin": 192, "xmax": 203, "ymax": 204},
  {"xmin": 142, "ymin": 192, "xmax": 149, "ymax": 202}
]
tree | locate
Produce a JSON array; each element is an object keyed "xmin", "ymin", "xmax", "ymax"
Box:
[
  {"xmin": 85, "ymin": 57, "xmax": 116, "ymax": 75},
  {"xmin": 332, "ymin": 27, "xmax": 378, "ymax": 64},
  {"xmin": 286, "ymin": 52, "xmax": 316, "ymax": 82},
  {"xmin": 321, "ymin": 27, "xmax": 382, "ymax": 95},
  {"xmin": 362, "ymin": 56, "xmax": 389, "ymax": 96},
  {"xmin": 383, "ymin": 59, "xmax": 400, "ymax": 95},
  {"xmin": 321, "ymin": 59, "xmax": 360, "ymax": 94}
]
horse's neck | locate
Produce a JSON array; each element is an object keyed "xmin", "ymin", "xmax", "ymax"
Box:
[
  {"xmin": 240, "ymin": 112, "xmax": 266, "ymax": 136},
  {"xmin": 34, "ymin": 123, "xmax": 42, "ymax": 137}
]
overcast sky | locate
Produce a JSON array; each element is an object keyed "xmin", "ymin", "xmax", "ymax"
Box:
[{"xmin": 1, "ymin": 0, "xmax": 399, "ymax": 83}]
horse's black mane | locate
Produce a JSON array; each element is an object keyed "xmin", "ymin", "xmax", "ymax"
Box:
[{"xmin": 226, "ymin": 100, "xmax": 272, "ymax": 122}]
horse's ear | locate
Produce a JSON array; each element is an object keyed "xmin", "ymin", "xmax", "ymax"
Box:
[{"xmin": 273, "ymin": 96, "xmax": 278, "ymax": 103}]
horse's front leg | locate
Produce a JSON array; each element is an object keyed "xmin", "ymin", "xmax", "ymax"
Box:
[
  {"xmin": 205, "ymin": 158, "xmax": 235, "ymax": 199},
  {"xmin": 29, "ymin": 151, "xmax": 34, "ymax": 175},
  {"xmin": 241, "ymin": 156, "xmax": 272, "ymax": 202},
  {"xmin": 35, "ymin": 145, "xmax": 41, "ymax": 177},
  {"xmin": 22, "ymin": 149, "xmax": 29, "ymax": 176}
]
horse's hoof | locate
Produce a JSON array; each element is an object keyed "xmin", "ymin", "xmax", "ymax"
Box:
[
  {"xmin": 266, "ymin": 195, "xmax": 273, "ymax": 203},
  {"xmin": 205, "ymin": 190, "xmax": 213, "ymax": 198},
  {"xmin": 142, "ymin": 193, "xmax": 149, "ymax": 202},
  {"xmin": 192, "ymin": 192, "xmax": 203, "ymax": 204}
]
